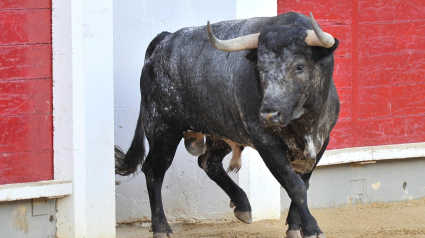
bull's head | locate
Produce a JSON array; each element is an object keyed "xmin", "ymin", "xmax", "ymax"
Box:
[{"xmin": 207, "ymin": 13, "xmax": 338, "ymax": 128}]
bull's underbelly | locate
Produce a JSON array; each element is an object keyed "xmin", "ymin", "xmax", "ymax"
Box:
[
  {"xmin": 183, "ymin": 130, "xmax": 246, "ymax": 173},
  {"xmin": 183, "ymin": 130, "xmax": 318, "ymax": 174}
]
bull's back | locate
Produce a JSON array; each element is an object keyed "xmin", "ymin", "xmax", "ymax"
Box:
[
  {"xmin": 141, "ymin": 18, "xmax": 269, "ymax": 143},
  {"xmin": 145, "ymin": 31, "xmax": 172, "ymax": 61}
]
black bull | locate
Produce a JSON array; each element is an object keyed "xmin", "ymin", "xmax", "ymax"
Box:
[{"xmin": 115, "ymin": 12, "xmax": 340, "ymax": 238}]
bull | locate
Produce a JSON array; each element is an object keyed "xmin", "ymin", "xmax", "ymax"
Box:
[{"xmin": 115, "ymin": 11, "xmax": 340, "ymax": 238}]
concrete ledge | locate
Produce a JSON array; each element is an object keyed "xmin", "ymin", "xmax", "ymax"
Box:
[
  {"xmin": 0, "ymin": 180, "xmax": 72, "ymax": 202},
  {"xmin": 319, "ymin": 142, "xmax": 425, "ymax": 166}
]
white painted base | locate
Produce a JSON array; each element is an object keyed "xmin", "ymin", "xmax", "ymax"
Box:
[
  {"xmin": 0, "ymin": 180, "xmax": 72, "ymax": 202},
  {"xmin": 320, "ymin": 142, "xmax": 425, "ymax": 166}
]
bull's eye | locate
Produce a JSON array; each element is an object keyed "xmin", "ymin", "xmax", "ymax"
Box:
[{"xmin": 296, "ymin": 65, "xmax": 304, "ymax": 72}]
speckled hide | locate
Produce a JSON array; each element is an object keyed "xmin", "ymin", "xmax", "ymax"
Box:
[{"xmin": 142, "ymin": 13, "xmax": 339, "ymax": 174}]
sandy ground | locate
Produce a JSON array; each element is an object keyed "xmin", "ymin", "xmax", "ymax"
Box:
[{"xmin": 117, "ymin": 198, "xmax": 425, "ymax": 238}]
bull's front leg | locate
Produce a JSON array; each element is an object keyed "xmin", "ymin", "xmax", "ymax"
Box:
[
  {"xmin": 286, "ymin": 137, "xmax": 330, "ymax": 238},
  {"xmin": 198, "ymin": 136, "xmax": 252, "ymax": 224},
  {"xmin": 251, "ymin": 133, "xmax": 325, "ymax": 238}
]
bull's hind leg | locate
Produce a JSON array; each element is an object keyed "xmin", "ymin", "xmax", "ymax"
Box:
[
  {"xmin": 198, "ymin": 136, "xmax": 252, "ymax": 224},
  {"xmin": 286, "ymin": 137, "xmax": 330, "ymax": 238},
  {"xmin": 142, "ymin": 130, "xmax": 182, "ymax": 238}
]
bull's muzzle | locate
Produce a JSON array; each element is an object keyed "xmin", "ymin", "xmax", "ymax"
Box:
[{"xmin": 260, "ymin": 111, "xmax": 284, "ymax": 127}]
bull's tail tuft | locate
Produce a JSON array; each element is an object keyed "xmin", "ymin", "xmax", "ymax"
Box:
[{"xmin": 115, "ymin": 112, "xmax": 146, "ymax": 176}]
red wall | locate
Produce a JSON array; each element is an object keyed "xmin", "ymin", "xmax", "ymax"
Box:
[
  {"xmin": 278, "ymin": 0, "xmax": 425, "ymax": 150},
  {"xmin": 0, "ymin": 0, "xmax": 53, "ymax": 185}
]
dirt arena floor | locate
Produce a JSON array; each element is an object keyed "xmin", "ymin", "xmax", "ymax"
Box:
[{"xmin": 117, "ymin": 198, "xmax": 425, "ymax": 238}]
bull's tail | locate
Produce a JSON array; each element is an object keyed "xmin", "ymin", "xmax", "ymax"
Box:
[
  {"xmin": 115, "ymin": 109, "xmax": 146, "ymax": 176},
  {"xmin": 116, "ymin": 32, "xmax": 171, "ymax": 176}
]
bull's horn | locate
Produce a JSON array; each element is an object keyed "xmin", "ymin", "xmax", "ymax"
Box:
[
  {"xmin": 207, "ymin": 21, "xmax": 259, "ymax": 52},
  {"xmin": 305, "ymin": 12, "xmax": 335, "ymax": 48}
]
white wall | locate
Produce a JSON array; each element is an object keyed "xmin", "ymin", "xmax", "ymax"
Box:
[
  {"xmin": 53, "ymin": 0, "xmax": 116, "ymax": 237},
  {"xmin": 114, "ymin": 0, "xmax": 277, "ymax": 223}
]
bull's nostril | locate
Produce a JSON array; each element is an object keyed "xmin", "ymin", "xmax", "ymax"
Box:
[{"xmin": 271, "ymin": 112, "xmax": 283, "ymax": 123}]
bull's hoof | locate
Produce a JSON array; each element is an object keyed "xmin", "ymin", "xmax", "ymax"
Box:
[
  {"xmin": 234, "ymin": 210, "xmax": 252, "ymax": 224},
  {"xmin": 230, "ymin": 200, "xmax": 252, "ymax": 224},
  {"xmin": 286, "ymin": 229, "xmax": 302, "ymax": 238},
  {"xmin": 303, "ymin": 233, "xmax": 326, "ymax": 238},
  {"xmin": 153, "ymin": 232, "xmax": 173, "ymax": 238}
]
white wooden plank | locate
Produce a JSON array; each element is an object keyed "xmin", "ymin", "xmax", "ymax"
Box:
[
  {"xmin": 0, "ymin": 180, "xmax": 72, "ymax": 202},
  {"xmin": 319, "ymin": 142, "xmax": 425, "ymax": 166}
]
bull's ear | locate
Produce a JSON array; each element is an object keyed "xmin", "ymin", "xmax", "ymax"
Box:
[{"xmin": 312, "ymin": 38, "xmax": 339, "ymax": 62}]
